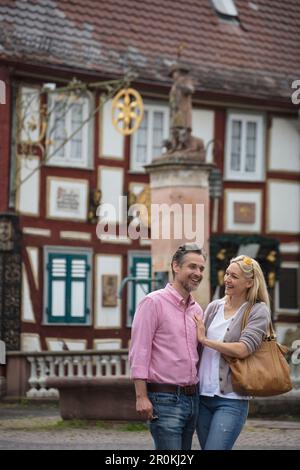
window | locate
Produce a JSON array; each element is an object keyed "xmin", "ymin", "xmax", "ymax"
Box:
[
  {"xmin": 131, "ymin": 104, "xmax": 169, "ymax": 172},
  {"xmin": 211, "ymin": 0, "xmax": 238, "ymax": 18},
  {"xmin": 225, "ymin": 113, "xmax": 265, "ymax": 181},
  {"xmin": 47, "ymin": 93, "xmax": 93, "ymax": 168},
  {"xmin": 45, "ymin": 248, "xmax": 92, "ymax": 324},
  {"xmin": 275, "ymin": 263, "xmax": 300, "ymax": 316},
  {"xmin": 127, "ymin": 253, "xmax": 152, "ymax": 325}
]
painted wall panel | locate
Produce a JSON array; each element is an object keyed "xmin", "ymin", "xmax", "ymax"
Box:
[
  {"xmin": 268, "ymin": 181, "xmax": 300, "ymax": 233},
  {"xmin": 269, "ymin": 118, "xmax": 300, "ymax": 172},
  {"xmin": 98, "ymin": 166, "xmax": 124, "ymax": 223},
  {"xmin": 95, "ymin": 255, "xmax": 122, "ymax": 328}
]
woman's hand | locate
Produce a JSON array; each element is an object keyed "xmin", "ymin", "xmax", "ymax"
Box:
[{"xmin": 193, "ymin": 315, "xmax": 206, "ymax": 343}]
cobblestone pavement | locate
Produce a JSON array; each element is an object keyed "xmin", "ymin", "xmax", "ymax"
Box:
[{"xmin": 0, "ymin": 404, "xmax": 299, "ymax": 450}]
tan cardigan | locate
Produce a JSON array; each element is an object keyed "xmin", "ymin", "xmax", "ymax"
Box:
[{"xmin": 201, "ymin": 300, "xmax": 270, "ymax": 395}]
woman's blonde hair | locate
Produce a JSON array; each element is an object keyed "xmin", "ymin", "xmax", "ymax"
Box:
[{"xmin": 227, "ymin": 255, "xmax": 270, "ymax": 310}]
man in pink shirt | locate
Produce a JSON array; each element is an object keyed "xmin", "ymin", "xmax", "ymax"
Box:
[{"xmin": 129, "ymin": 243, "xmax": 206, "ymax": 450}]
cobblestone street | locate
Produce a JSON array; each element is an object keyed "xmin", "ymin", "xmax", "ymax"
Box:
[{"xmin": 0, "ymin": 403, "xmax": 299, "ymax": 450}]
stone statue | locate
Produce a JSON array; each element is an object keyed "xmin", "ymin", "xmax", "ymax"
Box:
[
  {"xmin": 162, "ymin": 63, "xmax": 205, "ymax": 160},
  {"xmin": 158, "ymin": 64, "xmax": 205, "ymax": 161},
  {"xmin": 170, "ymin": 64, "xmax": 194, "ymax": 130}
]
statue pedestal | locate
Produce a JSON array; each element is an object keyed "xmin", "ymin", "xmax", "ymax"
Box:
[{"xmin": 145, "ymin": 157, "xmax": 214, "ymax": 308}]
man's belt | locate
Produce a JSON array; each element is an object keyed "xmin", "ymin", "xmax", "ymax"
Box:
[{"xmin": 147, "ymin": 382, "xmax": 198, "ymax": 396}]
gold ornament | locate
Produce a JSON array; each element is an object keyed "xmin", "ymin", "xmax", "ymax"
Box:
[
  {"xmin": 136, "ymin": 186, "xmax": 151, "ymax": 227},
  {"xmin": 112, "ymin": 88, "xmax": 144, "ymax": 135},
  {"xmin": 217, "ymin": 270, "xmax": 224, "ymax": 286},
  {"xmin": 243, "ymin": 256, "xmax": 253, "ymax": 266},
  {"xmin": 216, "ymin": 249, "xmax": 226, "ymax": 260},
  {"xmin": 266, "ymin": 250, "xmax": 276, "ymax": 263},
  {"xmin": 268, "ymin": 271, "xmax": 275, "ymax": 288}
]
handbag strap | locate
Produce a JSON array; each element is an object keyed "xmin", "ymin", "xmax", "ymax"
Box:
[{"xmin": 241, "ymin": 303, "xmax": 276, "ymax": 339}]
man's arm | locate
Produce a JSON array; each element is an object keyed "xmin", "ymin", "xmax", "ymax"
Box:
[
  {"xmin": 134, "ymin": 379, "xmax": 154, "ymax": 421},
  {"xmin": 129, "ymin": 297, "xmax": 158, "ymax": 420}
]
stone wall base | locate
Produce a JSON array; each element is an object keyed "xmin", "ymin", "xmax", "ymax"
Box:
[{"xmin": 45, "ymin": 377, "xmax": 138, "ymax": 421}]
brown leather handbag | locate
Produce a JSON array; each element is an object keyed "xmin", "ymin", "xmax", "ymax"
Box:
[{"xmin": 224, "ymin": 305, "xmax": 293, "ymax": 397}]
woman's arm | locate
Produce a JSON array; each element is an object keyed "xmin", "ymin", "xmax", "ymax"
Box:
[{"xmin": 194, "ymin": 315, "xmax": 249, "ymax": 359}]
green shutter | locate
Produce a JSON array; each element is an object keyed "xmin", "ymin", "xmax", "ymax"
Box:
[
  {"xmin": 47, "ymin": 253, "xmax": 89, "ymax": 324},
  {"xmin": 130, "ymin": 256, "xmax": 152, "ymax": 323}
]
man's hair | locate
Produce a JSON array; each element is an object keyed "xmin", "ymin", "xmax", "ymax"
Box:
[{"xmin": 171, "ymin": 243, "xmax": 206, "ymax": 278}]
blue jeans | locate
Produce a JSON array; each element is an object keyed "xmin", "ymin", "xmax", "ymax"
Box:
[
  {"xmin": 148, "ymin": 391, "xmax": 199, "ymax": 450},
  {"xmin": 196, "ymin": 395, "xmax": 249, "ymax": 450}
]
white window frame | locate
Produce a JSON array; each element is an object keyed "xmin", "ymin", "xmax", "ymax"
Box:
[
  {"xmin": 47, "ymin": 93, "xmax": 93, "ymax": 169},
  {"xmin": 225, "ymin": 112, "xmax": 265, "ymax": 181},
  {"xmin": 211, "ymin": 0, "xmax": 238, "ymax": 17},
  {"xmin": 275, "ymin": 262, "xmax": 300, "ymax": 316},
  {"xmin": 130, "ymin": 103, "xmax": 169, "ymax": 173}
]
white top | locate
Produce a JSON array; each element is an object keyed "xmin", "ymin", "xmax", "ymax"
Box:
[{"xmin": 199, "ymin": 300, "xmax": 249, "ymax": 400}]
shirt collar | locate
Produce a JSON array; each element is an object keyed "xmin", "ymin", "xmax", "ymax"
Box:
[{"xmin": 165, "ymin": 283, "xmax": 196, "ymax": 307}]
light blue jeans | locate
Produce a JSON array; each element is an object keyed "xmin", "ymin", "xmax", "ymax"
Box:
[
  {"xmin": 196, "ymin": 395, "xmax": 249, "ymax": 450},
  {"xmin": 148, "ymin": 391, "xmax": 199, "ymax": 450}
]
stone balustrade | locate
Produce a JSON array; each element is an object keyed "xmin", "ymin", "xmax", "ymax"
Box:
[{"xmin": 25, "ymin": 350, "xmax": 130, "ymax": 398}]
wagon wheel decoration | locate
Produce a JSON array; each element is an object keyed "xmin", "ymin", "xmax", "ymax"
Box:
[{"xmin": 112, "ymin": 88, "xmax": 144, "ymax": 136}]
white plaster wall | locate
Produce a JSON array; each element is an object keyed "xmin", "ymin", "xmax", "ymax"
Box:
[
  {"xmin": 269, "ymin": 118, "xmax": 300, "ymax": 172},
  {"xmin": 192, "ymin": 109, "xmax": 215, "ymax": 163},
  {"xmin": 100, "ymin": 99, "xmax": 124, "ymax": 158},
  {"xmin": 46, "ymin": 338, "xmax": 87, "ymax": 351},
  {"xmin": 268, "ymin": 181, "xmax": 300, "ymax": 233},
  {"xmin": 26, "ymin": 247, "xmax": 39, "ymax": 289},
  {"xmin": 280, "ymin": 243, "xmax": 300, "ymax": 254},
  {"xmin": 98, "ymin": 166, "xmax": 124, "ymax": 223},
  {"xmin": 93, "ymin": 339, "xmax": 122, "ymax": 350},
  {"xmin": 21, "ymin": 334, "xmax": 41, "ymax": 352},
  {"xmin": 95, "ymin": 255, "xmax": 122, "ymax": 328},
  {"xmin": 22, "ymin": 265, "xmax": 35, "ymax": 323},
  {"xmin": 17, "ymin": 156, "xmax": 40, "ymax": 215}
]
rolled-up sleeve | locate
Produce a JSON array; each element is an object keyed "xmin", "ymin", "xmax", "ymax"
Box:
[
  {"xmin": 129, "ymin": 296, "xmax": 158, "ymax": 380},
  {"xmin": 239, "ymin": 305, "xmax": 269, "ymax": 354}
]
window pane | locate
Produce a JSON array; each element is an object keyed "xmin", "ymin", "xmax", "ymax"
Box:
[
  {"xmin": 279, "ymin": 268, "xmax": 298, "ymax": 310},
  {"xmin": 152, "ymin": 111, "xmax": 164, "ymax": 158},
  {"xmin": 230, "ymin": 120, "xmax": 241, "ymax": 171},
  {"xmin": 246, "ymin": 121, "xmax": 257, "ymax": 172},
  {"xmin": 52, "ymin": 280, "xmax": 66, "ymax": 316},
  {"xmin": 71, "ymin": 103, "xmax": 83, "ymax": 160},
  {"xmin": 53, "ymin": 101, "xmax": 67, "ymax": 158},
  {"xmin": 71, "ymin": 281, "xmax": 85, "ymax": 317},
  {"xmin": 136, "ymin": 111, "xmax": 148, "ymax": 163}
]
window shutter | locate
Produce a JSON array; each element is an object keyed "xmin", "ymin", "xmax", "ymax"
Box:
[
  {"xmin": 130, "ymin": 256, "xmax": 152, "ymax": 322},
  {"xmin": 69, "ymin": 256, "xmax": 88, "ymax": 320},
  {"xmin": 48, "ymin": 255, "xmax": 67, "ymax": 321},
  {"xmin": 47, "ymin": 253, "xmax": 90, "ymax": 323}
]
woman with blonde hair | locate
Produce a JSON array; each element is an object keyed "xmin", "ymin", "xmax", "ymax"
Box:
[{"xmin": 194, "ymin": 255, "xmax": 270, "ymax": 450}]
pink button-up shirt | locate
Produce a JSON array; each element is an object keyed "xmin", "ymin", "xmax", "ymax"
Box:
[{"xmin": 129, "ymin": 283, "xmax": 203, "ymax": 386}]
